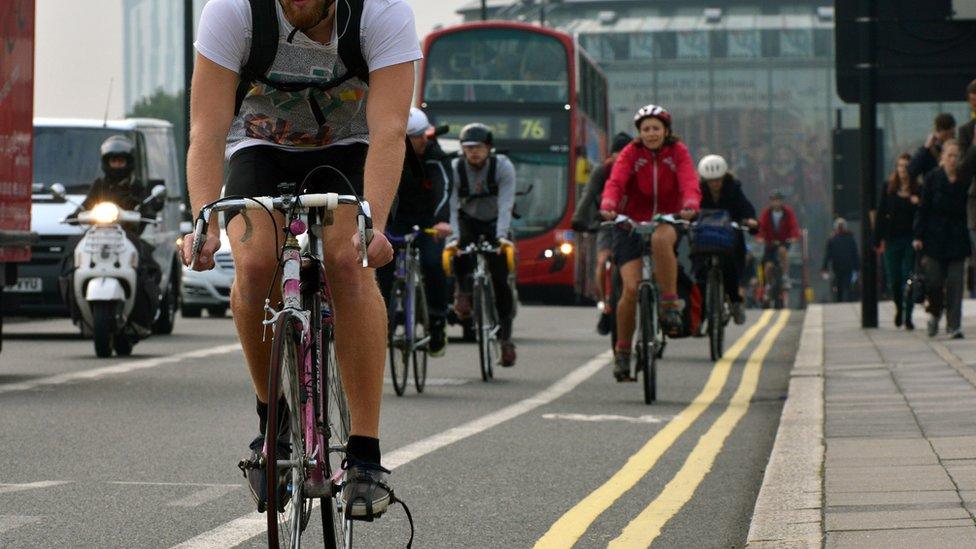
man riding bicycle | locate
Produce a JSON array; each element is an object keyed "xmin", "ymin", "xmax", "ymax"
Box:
[
  {"xmin": 757, "ymin": 190, "xmax": 801, "ymax": 291},
  {"xmin": 447, "ymin": 123, "xmax": 518, "ymax": 367},
  {"xmin": 181, "ymin": 0, "xmax": 420, "ymax": 519},
  {"xmin": 693, "ymin": 154, "xmax": 758, "ymax": 325},
  {"xmin": 600, "ymin": 104, "xmax": 700, "ymax": 382},
  {"xmin": 377, "ymin": 108, "xmax": 452, "ymax": 356}
]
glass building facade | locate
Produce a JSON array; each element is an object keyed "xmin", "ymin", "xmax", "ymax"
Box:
[{"xmin": 459, "ymin": 0, "xmax": 969, "ymax": 299}]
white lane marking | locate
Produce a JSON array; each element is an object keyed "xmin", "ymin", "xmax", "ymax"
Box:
[
  {"xmin": 0, "ymin": 481, "xmax": 72, "ymax": 494},
  {"xmin": 167, "ymin": 485, "xmax": 240, "ymax": 508},
  {"xmin": 0, "ymin": 515, "xmax": 43, "ymax": 534},
  {"xmin": 0, "ymin": 343, "xmax": 242, "ymax": 395},
  {"xmin": 171, "ymin": 350, "xmax": 613, "ymax": 548},
  {"xmin": 542, "ymin": 413, "xmax": 678, "ymax": 424},
  {"xmin": 384, "ymin": 377, "xmax": 470, "ymax": 387}
]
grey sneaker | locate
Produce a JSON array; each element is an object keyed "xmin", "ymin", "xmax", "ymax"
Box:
[
  {"xmin": 613, "ymin": 352, "xmax": 633, "ymax": 382},
  {"xmin": 342, "ymin": 458, "xmax": 393, "ymax": 521},
  {"xmin": 927, "ymin": 316, "xmax": 939, "ymax": 337},
  {"xmin": 239, "ymin": 435, "xmax": 290, "ymax": 513},
  {"xmin": 731, "ymin": 302, "xmax": 746, "ymax": 325}
]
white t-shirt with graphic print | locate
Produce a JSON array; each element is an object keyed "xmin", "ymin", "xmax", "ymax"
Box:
[{"xmin": 195, "ymin": 0, "xmax": 422, "ymax": 157}]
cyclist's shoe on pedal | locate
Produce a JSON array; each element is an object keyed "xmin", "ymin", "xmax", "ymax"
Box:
[
  {"xmin": 342, "ymin": 458, "xmax": 393, "ymax": 521},
  {"xmin": 453, "ymin": 291, "xmax": 472, "ymax": 320},
  {"xmin": 500, "ymin": 340, "xmax": 517, "ymax": 367},
  {"xmin": 613, "ymin": 352, "xmax": 633, "ymax": 382},
  {"xmin": 661, "ymin": 306, "xmax": 684, "ymax": 336},
  {"xmin": 596, "ymin": 312, "xmax": 613, "ymax": 335},
  {"xmin": 239, "ymin": 435, "xmax": 291, "ymax": 513},
  {"xmin": 430, "ymin": 321, "xmax": 447, "ymax": 357},
  {"xmin": 732, "ymin": 302, "xmax": 746, "ymax": 325}
]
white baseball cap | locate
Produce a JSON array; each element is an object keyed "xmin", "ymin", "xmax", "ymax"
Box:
[{"xmin": 406, "ymin": 108, "xmax": 432, "ymax": 136}]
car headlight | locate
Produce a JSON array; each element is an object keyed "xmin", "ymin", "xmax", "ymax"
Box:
[
  {"xmin": 91, "ymin": 202, "xmax": 121, "ymax": 224},
  {"xmin": 559, "ymin": 242, "xmax": 574, "ymax": 255}
]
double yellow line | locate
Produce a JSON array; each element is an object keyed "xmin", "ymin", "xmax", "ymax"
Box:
[{"xmin": 535, "ymin": 310, "xmax": 790, "ymax": 548}]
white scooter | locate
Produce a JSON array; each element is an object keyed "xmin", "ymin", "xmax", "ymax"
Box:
[{"xmin": 53, "ymin": 183, "xmax": 166, "ymax": 358}]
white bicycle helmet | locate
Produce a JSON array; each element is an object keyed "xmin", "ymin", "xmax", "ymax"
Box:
[
  {"xmin": 697, "ymin": 154, "xmax": 728, "ymax": 180},
  {"xmin": 633, "ymin": 104, "xmax": 672, "ymax": 129}
]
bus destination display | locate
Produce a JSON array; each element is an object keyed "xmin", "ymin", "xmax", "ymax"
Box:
[{"xmin": 438, "ymin": 115, "xmax": 553, "ymax": 142}]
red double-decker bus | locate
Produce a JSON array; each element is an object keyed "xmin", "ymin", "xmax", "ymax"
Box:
[{"xmin": 419, "ymin": 22, "xmax": 608, "ymax": 302}]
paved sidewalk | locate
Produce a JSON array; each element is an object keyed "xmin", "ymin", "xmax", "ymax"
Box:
[{"xmin": 748, "ymin": 302, "xmax": 976, "ymax": 548}]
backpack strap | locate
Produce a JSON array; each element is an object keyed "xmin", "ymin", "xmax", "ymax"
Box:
[
  {"xmin": 457, "ymin": 159, "xmax": 470, "ymax": 199},
  {"xmin": 235, "ymin": 0, "xmax": 279, "ymax": 116},
  {"xmin": 234, "ymin": 0, "xmax": 369, "ymax": 117},
  {"xmin": 337, "ymin": 0, "xmax": 369, "ymax": 85},
  {"xmin": 486, "ymin": 155, "xmax": 498, "ymax": 195}
]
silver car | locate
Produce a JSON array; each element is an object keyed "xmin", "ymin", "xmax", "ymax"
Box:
[{"xmin": 181, "ymin": 230, "xmax": 233, "ymax": 317}]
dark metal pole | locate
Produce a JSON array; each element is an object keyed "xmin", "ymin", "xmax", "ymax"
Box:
[
  {"xmin": 481, "ymin": 0, "xmax": 487, "ymax": 21},
  {"xmin": 858, "ymin": 0, "xmax": 878, "ymax": 328}
]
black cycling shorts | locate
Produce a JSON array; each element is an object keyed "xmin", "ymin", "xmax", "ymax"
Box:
[
  {"xmin": 762, "ymin": 242, "xmax": 791, "ymax": 265},
  {"xmin": 223, "ymin": 143, "xmax": 368, "ymax": 225},
  {"xmin": 612, "ymin": 226, "xmax": 645, "ymax": 266}
]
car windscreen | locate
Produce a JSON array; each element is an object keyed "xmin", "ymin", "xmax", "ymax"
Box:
[{"xmin": 33, "ymin": 127, "xmax": 134, "ymax": 194}]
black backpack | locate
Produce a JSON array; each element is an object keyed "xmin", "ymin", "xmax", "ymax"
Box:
[
  {"xmin": 457, "ymin": 156, "xmax": 498, "ymax": 200},
  {"xmin": 234, "ymin": 0, "xmax": 369, "ymax": 122}
]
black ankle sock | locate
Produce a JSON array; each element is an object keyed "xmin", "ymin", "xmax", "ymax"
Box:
[
  {"xmin": 256, "ymin": 396, "xmax": 288, "ymax": 436},
  {"xmin": 346, "ymin": 435, "xmax": 381, "ymax": 464}
]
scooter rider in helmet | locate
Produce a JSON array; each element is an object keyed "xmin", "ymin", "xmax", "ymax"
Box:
[
  {"xmin": 64, "ymin": 135, "xmax": 162, "ymax": 333},
  {"xmin": 447, "ymin": 123, "xmax": 519, "ymax": 367}
]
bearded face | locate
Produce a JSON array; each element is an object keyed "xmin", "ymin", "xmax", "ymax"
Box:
[{"xmin": 279, "ymin": 0, "xmax": 328, "ymax": 30}]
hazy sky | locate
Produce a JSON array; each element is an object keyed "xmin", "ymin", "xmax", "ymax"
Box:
[{"xmin": 32, "ymin": 0, "xmax": 468, "ymax": 120}]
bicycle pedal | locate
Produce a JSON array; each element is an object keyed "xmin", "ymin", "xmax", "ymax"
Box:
[{"xmin": 238, "ymin": 456, "xmax": 263, "ymax": 474}]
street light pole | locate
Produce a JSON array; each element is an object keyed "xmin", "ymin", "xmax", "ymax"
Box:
[
  {"xmin": 481, "ymin": 0, "xmax": 487, "ymax": 21},
  {"xmin": 858, "ymin": 0, "xmax": 878, "ymax": 328}
]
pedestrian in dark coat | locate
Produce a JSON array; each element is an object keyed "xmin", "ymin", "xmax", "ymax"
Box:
[
  {"xmin": 822, "ymin": 218, "xmax": 860, "ymax": 303},
  {"xmin": 914, "ymin": 140, "xmax": 971, "ymax": 338}
]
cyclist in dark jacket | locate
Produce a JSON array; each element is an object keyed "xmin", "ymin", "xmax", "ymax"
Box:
[
  {"xmin": 571, "ymin": 132, "xmax": 632, "ymax": 335},
  {"xmin": 378, "ymin": 108, "xmax": 453, "ymax": 355},
  {"xmin": 693, "ymin": 154, "xmax": 758, "ymax": 325}
]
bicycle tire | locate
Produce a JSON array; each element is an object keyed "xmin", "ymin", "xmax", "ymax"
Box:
[
  {"xmin": 473, "ymin": 279, "xmax": 490, "ymax": 382},
  {"xmin": 413, "ymin": 280, "xmax": 429, "ymax": 393},
  {"xmin": 387, "ymin": 280, "xmax": 410, "ymax": 396},
  {"xmin": 484, "ymin": 278, "xmax": 499, "ymax": 378},
  {"xmin": 638, "ymin": 285, "xmax": 657, "ymax": 404},
  {"xmin": 708, "ymin": 267, "xmax": 724, "ymax": 361},
  {"xmin": 321, "ymin": 327, "xmax": 352, "ymax": 549},
  {"xmin": 608, "ymin": 264, "xmax": 621, "ymax": 352},
  {"xmin": 266, "ymin": 315, "xmax": 310, "ymax": 549}
]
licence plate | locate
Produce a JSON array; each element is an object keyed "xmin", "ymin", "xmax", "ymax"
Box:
[{"xmin": 4, "ymin": 277, "xmax": 42, "ymax": 293}]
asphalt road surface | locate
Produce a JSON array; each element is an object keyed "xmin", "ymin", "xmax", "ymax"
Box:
[{"xmin": 0, "ymin": 304, "xmax": 800, "ymax": 548}]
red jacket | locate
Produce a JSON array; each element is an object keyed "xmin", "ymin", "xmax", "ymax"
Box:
[
  {"xmin": 757, "ymin": 205, "xmax": 801, "ymax": 243},
  {"xmin": 600, "ymin": 140, "xmax": 700, "ymax": 222}
]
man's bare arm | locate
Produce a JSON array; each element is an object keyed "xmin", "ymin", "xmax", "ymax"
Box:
[
  {"xmin": 363, "ymin": 62, "xmax": 414, "ymax": 233},
  {"xmin": 187, "ymin": 53, "xmax": 238, "ymax": 222}
]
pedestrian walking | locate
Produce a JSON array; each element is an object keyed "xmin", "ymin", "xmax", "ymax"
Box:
[
  {"xmin": 914, "ymin": 140, "xmax": 971, "ymax": 338},
  {"xmin": 876, "ymin": 153, "xmax": 920, "ymax": 329},
  {"xmin": 822, "ymin": 218, "xmax": 859, "ymax": 303},
  {"xmin": 909, "ymin": 113, "xmax": 957, "ymax": 180}
]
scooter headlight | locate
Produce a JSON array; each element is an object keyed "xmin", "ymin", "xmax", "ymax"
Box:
[{"xmin": 91, "ymin": 202, "xmax": 121, "ymax": 224}]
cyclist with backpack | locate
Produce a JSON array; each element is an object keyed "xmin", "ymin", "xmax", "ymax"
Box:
[
  {"xmin": 181, "ymin": 0, "xmax": 420, "ymax": 520},
  {"xmin": 446, "ymin": 123, "xmax": 518, "ymax": 367},
  {"xmin": 600, "ymin": 104, "xmax": 700, "ymax": 381},
  {"xmin": 693, "ymin": 154, "xmax": 758, "ymax": 325}
]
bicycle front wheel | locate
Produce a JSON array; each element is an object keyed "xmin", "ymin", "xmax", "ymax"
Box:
[
  {"xmin": 321, "ymin": 327, "xmax": 352, "ymax": 549},
  {"xmin": 473, "ymin": 279, "xmax": 491, "ymax": 381},
  {"xmin": 413, "ymin": 281, "xmax": 430, "ymax": 393},
  {"xmin": 708, "ymin": 267, "xmax": 725, "ymax": 361},
  {"xmin": 638, "ymin": 285, "xmax": 657, "ymax": 404},
  {"xmin": 266, "ymin": 315, "xmax": 311, "ymax": 549},
  {"xmin": 387, "ymin": 280, "xmax": 410, "ymax": 396}
]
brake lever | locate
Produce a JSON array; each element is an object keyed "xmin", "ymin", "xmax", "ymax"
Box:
[
  {"xmin": 188, "ymin": 217, "xmax": 208, "ymax": 270},
  {"xmin": 356, "ymin": 202, "xmax": 374, "ymax": 268}
]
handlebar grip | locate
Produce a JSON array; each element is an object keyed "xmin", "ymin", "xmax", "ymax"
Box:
[{"xmin": 297, "ymin": 193, "xmax": 339, "ymax": 210}]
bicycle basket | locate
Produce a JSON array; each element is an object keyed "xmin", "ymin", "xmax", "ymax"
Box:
[{"xmin": 691, "ymin": 209, "xmax": 736, "ymax": 255}]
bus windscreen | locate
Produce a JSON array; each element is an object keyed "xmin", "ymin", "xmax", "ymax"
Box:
[{"xmin": 424, "ymin": 29, "xmax": 569, "ymax": 104}]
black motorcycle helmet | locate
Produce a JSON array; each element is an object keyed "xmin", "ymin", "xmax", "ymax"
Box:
[
  {"xmin": 100, "ymin": 135, "xmax": 136, "ymax": 181},
  {"xmin": 459, "ymin": 123, "xmax": 493, "ymax": 147}
]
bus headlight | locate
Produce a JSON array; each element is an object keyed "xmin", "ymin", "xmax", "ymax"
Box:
[
  {"xmin": 543, "ymin": 249, "xmax": 554, "ymax": 259},
  {"xmin": 91, "ymin": 202, "xmax": 121, "ymax": 224},
  {"xmin": 559, "ymin": 242, "xmax": 574, "ymax": 255}
]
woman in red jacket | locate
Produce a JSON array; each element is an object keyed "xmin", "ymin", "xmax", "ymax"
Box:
[{"xmin": 600, "ymin": 104, "xmax": 701, "ymax": 381}]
